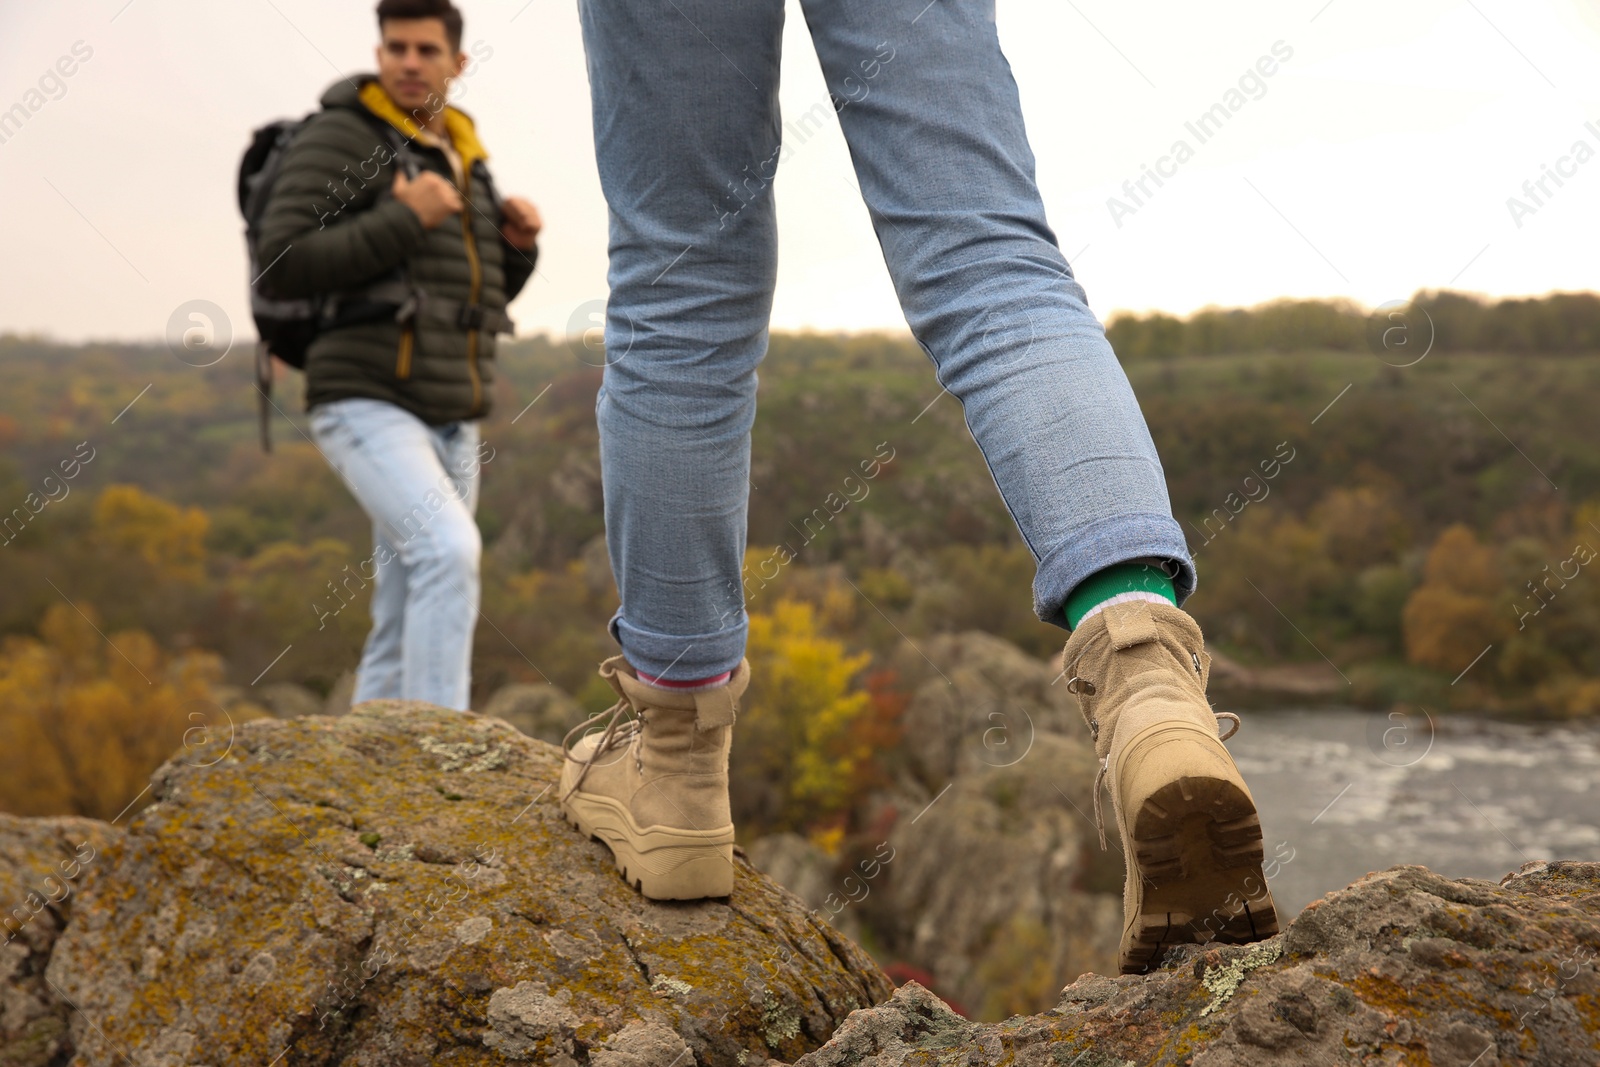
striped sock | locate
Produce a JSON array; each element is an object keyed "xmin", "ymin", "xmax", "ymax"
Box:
[
  {"xmin": 1065, "ymin": 561, "xmax": 1178, "ymax": 629},
  {"xmin": 637, "ymin": 669, "xmax": 732, "ymax": 692}
]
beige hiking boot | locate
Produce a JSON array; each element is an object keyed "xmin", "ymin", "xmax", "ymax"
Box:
[
  {"xmin": 559, "ymin": 655, "xmax": 748, "ymax": 900},
  {"xmin": 1060, "ymin": 599, "xmax": 1279, "ymax": 974}
]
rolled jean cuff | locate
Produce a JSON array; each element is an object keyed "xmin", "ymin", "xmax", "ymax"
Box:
[
  {"xmin": 1033, "ymin": 513, "xmax": 1197, "ymax": 629},
  {"xmin": 608, "ymin": 609, "xmax": 749, "ymax": 681}
]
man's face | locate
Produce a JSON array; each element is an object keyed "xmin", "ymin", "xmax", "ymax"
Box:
[{"xmin": 375, "ymin": 19, "xmax": 464, "ymax": 117}]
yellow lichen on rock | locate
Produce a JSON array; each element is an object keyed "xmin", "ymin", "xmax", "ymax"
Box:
[{"xmin": 4, "ymin": 701, "xmax": 891, "ymax": 1066}]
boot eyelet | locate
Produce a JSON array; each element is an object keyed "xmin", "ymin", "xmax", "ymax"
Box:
[{"xmin": 1066, "ymin": 677, "xmax": 1096, "ymax": 696}]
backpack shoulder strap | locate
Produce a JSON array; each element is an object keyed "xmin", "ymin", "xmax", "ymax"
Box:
[
  {"xmin": 351, "ymin": 109, "xmax": 421, "ymax": 182},
  {"xmin": 471, "ymin": 158, "xmax": 503, "ymax": 218}
]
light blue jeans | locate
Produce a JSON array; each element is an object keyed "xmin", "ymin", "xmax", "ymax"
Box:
[
  {"xmin": 309, "ymin": 398, "xmax": 482, "ymax": 710},
  {"xmin": 580, "ymin": 0, "xmax": 1195, "ymax": 680}
]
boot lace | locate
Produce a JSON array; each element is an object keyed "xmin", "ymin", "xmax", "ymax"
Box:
[
  {"xmin": 1089, "ymin": 710, "xmax": 1243, "ymax": 851},
  {"xmin": 560, "ymin": 697, "xmax": 642, "ymax": 802}
]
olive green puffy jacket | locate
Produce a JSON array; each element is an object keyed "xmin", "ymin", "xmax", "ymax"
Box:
[{"xmin": 256, "ymin": 75, "xmax": 535, "ymax": 425}]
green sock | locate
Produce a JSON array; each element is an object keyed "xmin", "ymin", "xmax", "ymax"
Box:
[{"xmin": 1065, "ymin": 561, "xmax": 1177, "ymax": 629}]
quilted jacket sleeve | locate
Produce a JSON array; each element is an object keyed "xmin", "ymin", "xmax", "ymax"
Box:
[{"xmin": 255, "ymin": 110, "xmax": 428, "ymax": 298}]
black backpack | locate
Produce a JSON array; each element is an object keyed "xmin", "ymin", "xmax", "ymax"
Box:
[
  {"xmin": 237, "ymin": 108, "xmax": 512, "ymax": 450},
  {"xmin": 238, "ymin": 111, "xmax": 422, "ymax": 450}
]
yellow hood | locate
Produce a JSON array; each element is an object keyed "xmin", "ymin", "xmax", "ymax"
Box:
[{"xmin": 358, "ymin": 79, "xmax": 488, "ymax": 170}]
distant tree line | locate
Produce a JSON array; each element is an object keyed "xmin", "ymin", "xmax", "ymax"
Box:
[{"xmin": 1106, "ymin": 290, "xmax": 1600, "ymax": 358}]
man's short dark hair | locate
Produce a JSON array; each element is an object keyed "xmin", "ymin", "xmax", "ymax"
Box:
[{"xmin": 377, "ymin": 0, "xmax": 464, "ymax": 52}]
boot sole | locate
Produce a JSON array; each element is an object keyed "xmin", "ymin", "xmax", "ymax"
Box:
[
  {"xmin": 561, "ymin": 790, "xmax": 735, "ymax": 901},
  {"xmin": 1117, "ymin": 733, "xmax": 1279, "ymax": 973}
]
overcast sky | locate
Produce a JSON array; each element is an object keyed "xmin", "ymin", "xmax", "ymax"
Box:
[{"xmin": 1, "ymin": 0, "xmax": 1597, "ymax": 344}]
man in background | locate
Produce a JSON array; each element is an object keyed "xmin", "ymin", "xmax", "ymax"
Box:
[{"xmin": 257, "ymin": 0, "xmax": 540, "ymax": 711}]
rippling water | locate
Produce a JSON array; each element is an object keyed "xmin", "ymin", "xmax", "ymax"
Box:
[{"xmin": 1227, "ymin": 709, "xmax": 1600, "ymax": 917}]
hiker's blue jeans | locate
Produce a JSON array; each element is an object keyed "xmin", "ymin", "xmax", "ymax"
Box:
[
  {"xmin": 309, "ymin": 398, "xmax": 482, "ymax": 710},
  {"xmin": 580, "ymin": 0, "xmax": 1194, "ymax": 680}
]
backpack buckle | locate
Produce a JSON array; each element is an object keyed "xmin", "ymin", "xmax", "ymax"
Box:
[
  {"xmin": 456, "ymin": 303, "xmax": 487, "ymax": 331},
  {"xmin": 393, "ymin": 292, "xmax": 420, "ymax": 326}
]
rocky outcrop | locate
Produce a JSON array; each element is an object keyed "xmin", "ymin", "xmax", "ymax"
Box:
[
  {"xmin": 746, "ymin": 834, "xmax": 852, "ymax": 940},
  {"xmin": 252, "ymin": 681, "xmax": 325, "ymax": 720},
  {"xmin": 237, "ymin": 676, "xmax": 359, "ymax": 719},
  {"xmin": 862, "ymin": 731, "xmax": 1122, "ymax": 1019},
  {"xmin": 3, "ymin": 702, "xmax": 891, "ymax": 1066},
  {"xmin": 794, "ymin": 862, "xmax": 1600, "ymax": 1066},
  {"xmin": 481, "ymin": 683, "xmax": 586, "ymax": 746},
  {"xmin": 6, "ymin": 656, "xmax": 1599, "ymax": 1065},
  {"xmin": 847, "ymin": 633, "xmax": 1123, "ymax": 1017},
  {"xmin": 1, "ymin": 816, "xmax": 123, "ymax": 1067},
  {"xmin": 1204, "ymin": 649, "xmax": 1346, "ymax": 708},
  {"xmin": 885, "ymin": 631, "xmax": 1087, "ymax": 785}
]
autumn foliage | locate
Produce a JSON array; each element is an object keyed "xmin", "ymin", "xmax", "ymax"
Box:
[
  {"xmin": 733, "ymin": 598, "xmax": 899, "ymax": 837},
  {"xmin": 0, "ymin": 602, "xmax": 263, "ymax": 820},
  {"xmin": 1401, "ymin": 525, "xmax": 1506, "ymax": 673}
]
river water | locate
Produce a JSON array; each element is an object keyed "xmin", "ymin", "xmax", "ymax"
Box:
[{"xmin": 1226, "ymin": 708, "xmax": 1600, "ymax": 918}]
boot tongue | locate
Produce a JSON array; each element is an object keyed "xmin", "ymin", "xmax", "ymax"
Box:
[{"xmin": 1103, "ymin": 600, "xmax": 1160, "ymax": 650}]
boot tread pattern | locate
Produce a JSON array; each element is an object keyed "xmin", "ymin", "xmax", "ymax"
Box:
[{"xmin": 1122, "ymin": 774, "xmax": 1281, "ymax": 974}]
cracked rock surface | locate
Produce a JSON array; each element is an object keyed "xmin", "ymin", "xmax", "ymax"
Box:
[
  {"xmin": 1, "ymin": 814, "xmax": 122, "ymax": 1067},
  {"xmin": 1, "ymin": 702, "xmax": 890, "ymax": 1066},
  {"xmin": 792, "ymin": 862, "xmax": 1600, "ymax": 1066}
]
